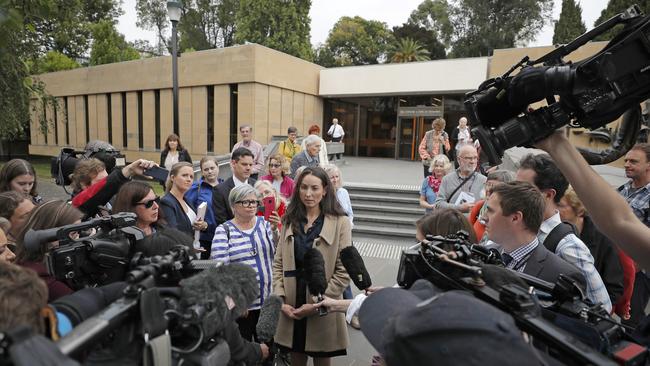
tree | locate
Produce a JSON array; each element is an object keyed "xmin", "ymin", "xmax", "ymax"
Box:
[
  {"xmin": 29, "ymin": 51, "xmax": 81, "ymax": 74},
  {"xmin": 235, "ymin": 0, "xmax": 312, "ymax": 60},
  {"xmin": 136, "ymin": 0, "xmax": 168, "ymax": 55},
  {"xmin": 89, "ymin": 20, "xmax": 140, "ymax": 66},
  {"xmin": 320, "ymin": 16, "xmax": 394, "ymax": 66},
  {"xmin": 409, "ymin": 0, "xmax": 553, "ymax": 58},
  {"xmin": 593, "ymin": 0, "xmax": 650, "ymax": 41},
  {"xmin": 393, "ymin": 23, "xmax": 446, "ymax": 60},
  {"xmin": 407, "ymin": 0, "xmax": 453, "ymax": 48},
  {"xmin": 552, "ymin": 0, "xmax": 586, "ymax": 44},
  {"xmin": 388, "ymin": 37, "xmax": 431, "ymax": 63}
]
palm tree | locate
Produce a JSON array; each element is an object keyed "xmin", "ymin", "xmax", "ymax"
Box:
[{"xmin": 388, "ymin": 37, "xmax": 430, "ymax": 63}]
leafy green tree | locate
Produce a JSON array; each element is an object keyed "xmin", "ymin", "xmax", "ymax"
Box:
[
  {"xmin": 235, "ymin": 0, "xmax": 312, "ymax": 60},
  {"xmin": 552, "ymin": 0, "xmax": 586, "ymax": 44},
  {"xmin": 388, "ymin": 37, "xmax": 431, "ymax": 63},
  {"xmin": 135, "ymin": 0, "xmax": 168, "ymax": 55},
  {"xmin": 393, "ymin": 23, "xmax": 446, "ymax": 60},
  {"xmin": 594, "ymin": 0, "xmax": 650, "ymax": 40},
  {"xmin": 407, "ymin": 0, "xmax": 453, "ymax": 48},
  {"xmin": 320, "ymin": 16, "xmax": 394, "ymax": 66},
  {"xmin": 29, "ymin": 51, "xmax": 80, "ymax": 74},
  {"xmin": 89, "ymin": 20, "xmax": 140, "ymax": 66}
]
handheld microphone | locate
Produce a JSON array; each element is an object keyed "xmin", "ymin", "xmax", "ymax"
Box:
[
  {"xmin": 256, "ymin": 295, "xmax": 283, "ymax": 343},
  {"xmin": 340, "ymin": 246, "xmax": 372, "ymax": 291},
  {"xmin": 303, "ymin": 248, "xmax": 328, "ymax": 316}
]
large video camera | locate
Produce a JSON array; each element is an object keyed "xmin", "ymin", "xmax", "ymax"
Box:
[
  {"xmin": 397, "ymin": 233, "xmax": 647, "ymax": 365},
  {"xmin": 51, "ymin": 140, "xmax": 125, "ymax": 187},
  {"xmin": 466, "ymin": 5, "xmax": 650, "ymax": 165},
  {"xmin": 24, "ymin": 212, "xmax": 144, "ymax": 290}
]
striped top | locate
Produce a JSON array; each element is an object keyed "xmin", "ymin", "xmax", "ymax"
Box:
[{"xmin": 210, "ymin": 216, "xmax": 275, "ymax": 310}]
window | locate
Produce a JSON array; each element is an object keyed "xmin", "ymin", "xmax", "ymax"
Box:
[
  {"xmin": 121, "ymin": 92, "xmax": 127, "ymax": 147},
  {"xmin": 137, "ymin": 91, "xmax": 143, "ymax": 149},
  {"xmin": 107, "ymin": 94, "xmax": 113, "ymax": 144},
  {"xmin": 207, "ymin": 86, "xmax": 215, "ymax": 153},
  {"xmin": 155, "ymin": 90, "xmax": 160, "ymax": 149},
  {"xmin": 229, "ymin": 84, "xmax": 238, "ymax": 150},
  {"xmin": 64, "ymin": 97, "xmax": 70, "ymax": 145}
]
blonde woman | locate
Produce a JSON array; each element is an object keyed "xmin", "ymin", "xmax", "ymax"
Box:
[
  {"xmin": 160, "ymin": 162, "xmax": 207, "ymax": 238},
  {"xmin": 419, "ymin": 154, "xmax": 451, "ymax": 214},
  {"xmin": 418, "ymin": 118, "xmax": 450, "ymax": 177},
  {"xmin": 260, "ymin": 154, "xmax": 294, "ymax": 200}
]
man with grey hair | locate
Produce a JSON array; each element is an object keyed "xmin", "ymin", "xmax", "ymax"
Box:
[
  {"xmin": 289, "ymin": 135, "xmax": 321, "ymax": 178},
  {"xmin": 434, "ymin": 144, "xmax": 486, "ymax": 213},
  {"xmin": 327, "ymin": 118, "xmax": 345, "ymax": 160},
  {"xmin": 232, "ymin": 124, "xmax": 264, "ymax": 180}
]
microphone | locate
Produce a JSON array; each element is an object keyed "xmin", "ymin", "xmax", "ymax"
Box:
[
  {"xmin": 51, "ymin": 282, "xmax": 128, "ymax": 326},
  {"xmin": 303, "ymin": 248, "xmax": 328, "ymax": 316},
  {"xmin": 340, "ymin": 246, "xmax": 372, "ymax": 291},
  {"xmin": 180, "ymin": 263, "xmax": 260, "ymax": 337},
  {"xmin": 256, "ymin": 295, "xmax": 283, "ymax": 343}
]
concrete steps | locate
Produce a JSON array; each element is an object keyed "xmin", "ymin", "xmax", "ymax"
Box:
[{"xmin": 346, "ymin": 182, "xmax": 422, "ymax": 242}]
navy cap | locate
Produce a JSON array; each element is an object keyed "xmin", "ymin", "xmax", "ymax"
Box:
[{"xmin": 359, "ymin": 279, "xmax": 546, "ymax": 366}]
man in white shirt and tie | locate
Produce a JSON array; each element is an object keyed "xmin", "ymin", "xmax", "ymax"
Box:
[{"xmin": 327, "ymin": 118, "xmax": 345, "ymax": 160}]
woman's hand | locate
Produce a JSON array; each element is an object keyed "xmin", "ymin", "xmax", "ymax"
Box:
[
  {"xmin": 292, "ymin": 303, "xmax": 319, "ymax": 319},
  {"xmin": 281, "ymin": 304, "xmax": 298, "ymax": 320},
  {"xmin": 123, "ymin": 159, "xmax": 157, "ymax": 178},
  {"xmin": 193, "ymin": 219, "xmax": 208, "ymax": 231},
  {"xmin": 267, "ymin": 211, "xmax": 281, "ymax": 230}
]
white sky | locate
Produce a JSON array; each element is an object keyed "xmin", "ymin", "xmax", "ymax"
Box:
[{"xmin": 117, "ymin": 0, "xmax": 609, "ymax": 50}]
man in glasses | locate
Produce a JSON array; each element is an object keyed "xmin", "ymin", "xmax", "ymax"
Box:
[
  {"xmin": 213, "ymin": 147, "xmax": 257, "ymax": 226},
  {"xmin": 434, "ymin": 144, "xmax": 486, "ymax": 213}
]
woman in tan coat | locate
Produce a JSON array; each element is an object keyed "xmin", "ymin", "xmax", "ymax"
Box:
[{"xmin": 273, "ymin": 167, "xmax": 351, "ymax": 366}]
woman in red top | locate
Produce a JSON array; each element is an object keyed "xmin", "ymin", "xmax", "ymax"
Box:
[
  {"xmin": 260, "ymin": 154, "xmax": 295, "ymax": 200},
  {"xmin": 468, "ymin": 170, "xmax": 513, "ymax": 242},
  {"xmin": 14, "ymin": 200, "xmax": 84, "ymax": 301}
]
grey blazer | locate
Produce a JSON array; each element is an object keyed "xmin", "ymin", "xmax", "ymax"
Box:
[{"xmin": 523, "ymin": 244, "xmax": 587, "ymax": 293}]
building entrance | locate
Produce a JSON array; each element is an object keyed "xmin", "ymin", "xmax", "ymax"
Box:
[{"xmin": 396, "ymin": 106, "xmax": 442, "ymax": 161}]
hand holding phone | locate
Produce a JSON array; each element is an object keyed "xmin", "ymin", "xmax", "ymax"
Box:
[
  {"xmin": 262, "ymin": 196, "xmax": 275, "ymax": 221},
  {"xmin": 143, "ymin": 166, "xmax": 169, "ymax": 183}
]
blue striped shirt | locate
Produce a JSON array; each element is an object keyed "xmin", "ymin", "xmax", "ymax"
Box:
[
  {"xmin": 210, "ymin": 217, "xmax": 275, "ymax": 310},
  {"xmin": 617, "ymin": 181, "xmax": 650, "ymax": 227}
]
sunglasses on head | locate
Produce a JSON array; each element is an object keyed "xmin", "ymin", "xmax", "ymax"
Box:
[{"xmin": 137, "ymin": 196, "xmax": 160, "ymax": 209}]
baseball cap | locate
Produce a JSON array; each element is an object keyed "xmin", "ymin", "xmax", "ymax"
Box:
[{"xmin": 359, "ymin": 279, "xmax": 546, "ymax": 366}]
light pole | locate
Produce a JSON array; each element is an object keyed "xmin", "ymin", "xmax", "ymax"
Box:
[{"xmin": 167, "ymin": 0, "xmax": 181, "ymax": 135}]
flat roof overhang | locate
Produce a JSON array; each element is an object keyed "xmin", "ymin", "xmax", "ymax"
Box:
[{"xmin": 319, "ymin": 57, "xmax": 489, "ymax": 98}]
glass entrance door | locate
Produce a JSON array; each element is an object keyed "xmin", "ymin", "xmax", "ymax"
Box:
[{"xmin": 397, "ymin": 117, "xmax": 433, "ymax": 160}]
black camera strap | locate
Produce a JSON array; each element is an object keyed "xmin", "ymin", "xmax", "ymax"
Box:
[{"xmin": 446, "ymin": 172, "xmax": 475, "ymax": 203}]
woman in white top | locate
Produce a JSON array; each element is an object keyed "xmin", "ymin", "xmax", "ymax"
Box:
[
  {"xmin": 160, "ymin": 133, "xmax": 193, "ymax": 171},
  {"xmin": 300, "ymin": 124, "xmax": 329, "ymax": 166},
  {"xmin": 159, "ymin": 162, "xmax": 207, "ymax": 239},
  {"xmin": 322, "ymin": 164, "xmax": 353, "ymax": 227}
]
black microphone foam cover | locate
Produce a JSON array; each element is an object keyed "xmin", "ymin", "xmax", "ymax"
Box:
[
  {"xmin": 256, "ymin": 295, "xmax": 283, "ymax": 343},
  {"xmin": 51, "ymin": 282, "xmax": 127, "ymax": 325},
  {"xmin": 481, "ymin": 264, "xmax": 528, "ymax": 290},
  {"xmin": 340, "ymin": 246, "xmax": 372, "ymax": 290},
  {"xmin": 303, "ymin": 248, "xmax": 328, "ymax": 296}
]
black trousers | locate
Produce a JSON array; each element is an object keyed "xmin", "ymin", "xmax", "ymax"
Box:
[
  {"xmin": 624, "ymin": 271, "xmax": 650, "ymax": 328},
  {"xmin": 331, "ymin": 136, "xmax": 342, "ymax": 159}
]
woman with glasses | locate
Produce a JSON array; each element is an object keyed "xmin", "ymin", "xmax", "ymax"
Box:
[
  {"xmin": 160, "ymin": 162, "xmax": 208, "ymax": 238},
  {"xmin": 185, "ymin": 156, "xmax": 222, "ymax": 258},
  {"xmin": 260, "ymin": 154, "xmax": 294, "ymax": 200},
  {"xmin": 273, "ymin": 167, "xmax": 351, "ymax": 366},
  {"xmin": 210, "ymin": 184, "xmax": 276, "ymax": 342},
  {"xmin": 113, "ymin": 181, "xmax": 165, "ymax": 236}
]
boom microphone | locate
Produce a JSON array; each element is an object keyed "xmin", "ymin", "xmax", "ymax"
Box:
[
  {"xmin": 256, "ymin": 295, "xmax": 283, "ymax": 343},
  {"xmin": 340, "ymin": 246, "xmax": 372, "ymax": 291},
  {"xmin": 303, "ymin": 248, "xmax": 328, "ymax": 316}
]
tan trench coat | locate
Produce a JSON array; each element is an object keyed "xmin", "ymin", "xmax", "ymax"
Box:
[{"xmin": 272, "ymin": 214, "xmax": 351, "ymax": 353}]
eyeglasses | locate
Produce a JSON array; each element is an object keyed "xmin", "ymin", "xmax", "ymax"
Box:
[
  {"xmin": 136, "ymin": 196, "xmax": 160, "ymax": 209},
  {"xmin": 236, "ymin": 200, "xmax": 259, "ymax": 207},
  {"xmin": 269, "ymin": 163, "xmax": 282, "ymax": 168},
  {"xmin": 460, "ymin": 156, "xmax": 479, "ymax": 161}
]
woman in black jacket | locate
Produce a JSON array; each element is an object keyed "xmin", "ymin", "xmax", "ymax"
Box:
[
  {"xmin": 159, "ymin": 162, "xmax": 207, "ymax": 239},
  {"xmin": 160, "ymin": 133, "xmax": 192, "ymax": 171}
]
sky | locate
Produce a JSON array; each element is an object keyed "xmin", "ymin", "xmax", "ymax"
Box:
[{"xmin": 117, "ymin": 0, "xmax": 610, "ymax": 50}]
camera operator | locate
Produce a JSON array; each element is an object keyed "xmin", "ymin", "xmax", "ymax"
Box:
[
  {"xmin": 0, "ymin": 261, "xmax": 49, "ymax": 338},
  {"xmin": 14, "ymin": 200, "xmax": 84, "ymax": 301},
  {"xmin": 534, "ymin": 131, "xmax": 650, "ymax": 270},
  {"xmin": 70, "ymin": 158, "xmax": 156, "ymax": 219}
]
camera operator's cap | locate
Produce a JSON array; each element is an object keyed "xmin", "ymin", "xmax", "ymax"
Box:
[{"xmin": 359, "ymin": 280, "xmax": 545, "ymax": 366}]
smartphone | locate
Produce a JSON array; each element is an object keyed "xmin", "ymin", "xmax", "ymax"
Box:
[
  {"xmin": 144, "ymin": 166, "xmax": 169, "ymax": 183},
  {"xmin": 263, "ymin": 196, "xmax": 275, "ymax": 221}
]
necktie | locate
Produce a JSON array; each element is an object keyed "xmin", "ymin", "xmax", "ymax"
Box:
[{"xmin": 502, "ymin": 253, "xmax": 514, "ymax": 267}]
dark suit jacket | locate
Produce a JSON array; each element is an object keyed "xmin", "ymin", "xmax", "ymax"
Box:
[
  {"xmin": 523, "ymin": 243, "xmax": 587, "ymax": 293},
  {"xmin": 160, "ymin": 193, "xmax": 196, "ymax": 237},
  {"xmin": 160, "ymin": 148, "xmax": 192, "ymax": 167},
  {"xmin": 211, "ymin": 177, "xmax": 257, "ymax": 227}
]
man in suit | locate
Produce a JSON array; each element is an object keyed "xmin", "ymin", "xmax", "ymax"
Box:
[
  {"xmin": 212, "ymin": 147, "xmax": 257, "ymax": 226},
  {"xmin": 485, "ymin": 181, "xmax": 586, "ymax": 289}
]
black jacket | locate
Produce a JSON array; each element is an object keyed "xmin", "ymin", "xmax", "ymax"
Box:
[
  {"xmin": 523, "ymin": 243, "xmax": 587, "ymax": 293},
  {"xmin": 160, "ymin": 148, "xmax": 192, "ymax": 167},
  {"xmin": 211, "ymin": 177, "xmax": 256, "ymax": 227},
  {"xmin": 580, "ymin": 215, "xmax": 625, "ymax": 304},
  {"xmin": 159, "ymin": 193, "xmax": 196, "ymax": 237}
]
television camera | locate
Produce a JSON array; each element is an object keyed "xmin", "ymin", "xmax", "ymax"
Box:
[
  {"xmin": 50, "ymin": 140, "xmax": 125, "ymax": 187},
  {"xmin": 397, "ymin": 232, "xmax": 647, "ymax": 366},
  {"xmin": 466, "ymin": 5, "xmax": 650, "ymax": 166}
]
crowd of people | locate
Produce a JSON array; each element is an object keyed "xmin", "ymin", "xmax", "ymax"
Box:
[{"xmin": 2, "ymin": 113, "xmax": 650, "ymax": 366}]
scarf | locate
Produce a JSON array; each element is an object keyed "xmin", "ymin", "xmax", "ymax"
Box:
[{"xmin": 427, "ymin": 175, "xmax": 442, "ymax": 193}]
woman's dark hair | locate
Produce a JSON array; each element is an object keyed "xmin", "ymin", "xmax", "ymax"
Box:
[
  {"xmin": 112, "ymin": 181, "xmax": 166, "ymax": 226},
  {"xmin": 416, "ymin": 208, "xmax": 478, "ymax": 244},
  {"xmin": 0, "ymin": 159, "xmax": 38, "ymax": 198},
  {"xmin": 283, "ymin": 167, "xmax": 345, "ymax": 231},
  {"xmin": 135, "ymin": 228, "xmax": 194, "ymax": 257},
  {"xmin": 163, "ymin": 133, "xmax": 185, "ymax": 152},
  {"xmin": 15, "ymin": 200, "xmax": 84, "ymax": 263},
  {"xmin": 0, "ymin": 191, "xmax": 30, "ymax": 221}
]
